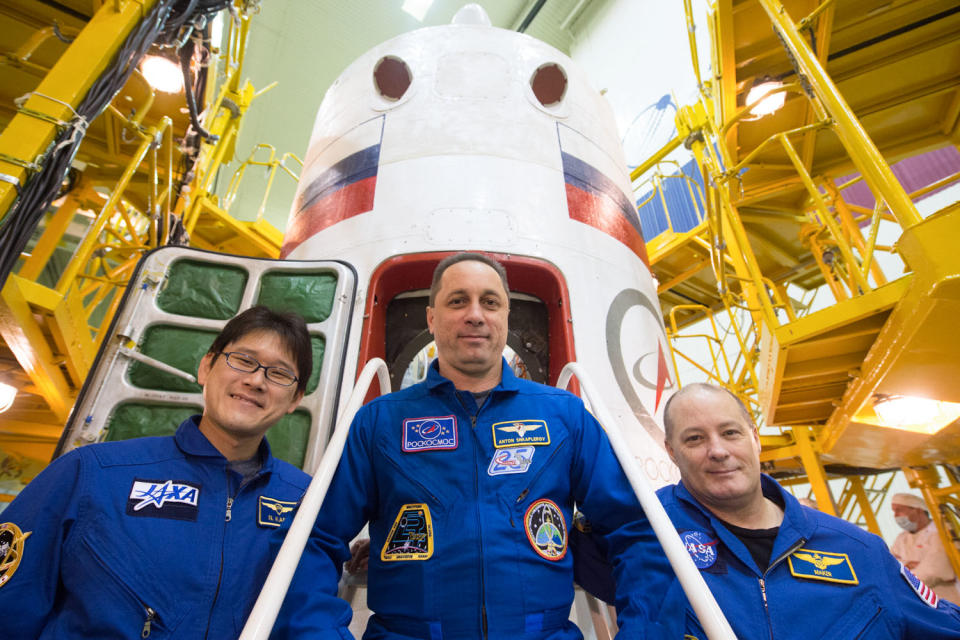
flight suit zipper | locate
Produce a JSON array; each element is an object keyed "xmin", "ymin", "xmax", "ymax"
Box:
[
  {"xmin": 203, "ymin": 467, "xmax": 260, "ymax": 639},
  {"xmin": 456, "ymin": 390, "xmax": 491, "ymax": 639},
  {"xmin": 515, "ymin": 437, "xmax": 569, "ymax": 505},
  {"xmin": 759, "ymin": 538, "xmax": 805, "ymax": 640},
  {"xmin": 141, "ymin": 606, "xmax": 157, "ymax": 638}
]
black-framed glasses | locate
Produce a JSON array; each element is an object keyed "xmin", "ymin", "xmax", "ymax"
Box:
[{"xmin": 219, "ymin": 352, "xmax": 299, "ymax": 387}]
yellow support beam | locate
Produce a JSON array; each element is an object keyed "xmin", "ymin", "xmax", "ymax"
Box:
[
  {"xmin": 0, "ymin": 0, "xmax": 159, "ymax": 219},
  {"xmin": 0, "ymin": 275, "xmax": 72, "ymax": 422},
  {"xmin": 756, "ymin": 0, "xmax": 923, "ymax": 231}
]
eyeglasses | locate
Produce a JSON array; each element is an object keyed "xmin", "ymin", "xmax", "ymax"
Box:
[{"xmin": 219, "ymin": 352, "xmax": 299, "ymax": 387}]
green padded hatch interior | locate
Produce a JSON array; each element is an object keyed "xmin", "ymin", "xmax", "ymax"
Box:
[
  {"xmin": 105, "ymin": 404, "xmax": 311, "ymax": 469},
  {"xmin": 128, "ymin": 325, "xmax": 218, "ymax": 393},
  {"xmin": 157, "ymin": 260, "xmax": 248, "ymax": 319},
  {"xmin": 256, "ymin": 271, "xmax": 337, "ymax": 323},
  {"xmin": 305, "ymin": 335, "xmax": 325, "ymax": 395}
]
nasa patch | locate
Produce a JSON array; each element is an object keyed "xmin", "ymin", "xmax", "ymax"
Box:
[
  {"xmin": 487, "ymin": 446, "xmax": 535, "ymax": 475},
  {"xmin": 126, "ymin": 478, "xmax": 201, "ymax": 521},
  {"xmin": 0, "ymin": 522, "xmax": 31, "ymax": 588},
  {"xmin": 257, "ymin": 495, "xmax": 297, "ymax": 528},
  {"xmin": 403, "ymin": 415, "xmax": 458, "ymax": 452},
  {"xmin": 681, "ymin": 530, "xmax": 718, "ymax": 569},
  {"xmin": 492, "ymin": 419, "xmax": 550, "ymax": 448},
  {"xmin": 381, "ymin": 503, "xmax": 433, "ymax": 561},
  {"xmin": 524, "ymin": 499, "xmax": 567, "ymax": 561}
]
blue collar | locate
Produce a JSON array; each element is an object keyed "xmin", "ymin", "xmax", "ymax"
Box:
[
  {"xmin": 424, "ymin": 357, "xmax": 521, "ymax": 394},
  {"xmin": 675, "ymin": 473, "xmax": 815, "ymax": 541},
  {"xmin": 174, "ymin": 415, "xmax": 276, "ymax": 471}
]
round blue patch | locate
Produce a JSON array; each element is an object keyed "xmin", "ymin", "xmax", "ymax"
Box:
[{"xmin": 682, "ymin": 530, "xmax": 718, "ymax": 569}]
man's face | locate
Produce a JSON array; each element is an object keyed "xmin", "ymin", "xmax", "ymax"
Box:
[
  {"xmin": 893, "ymin": 504, "xmax": 929, "ymax": 530},
  {"xmin": 197, "ymin": 329, "xmax": 303, "ymax": 446},
  {"xmin": 426, "ymin": 260, "xmax": 509, "ymax": 383},
  {"xmin": 665, "ymin": 388, "xmax": 763, "ymax": 512}
]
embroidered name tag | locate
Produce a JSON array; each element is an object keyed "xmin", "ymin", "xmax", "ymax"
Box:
[
  {"xmin": 788, "ymin": 548, "xmax": 858, "ymax": 584},
  {"xmin": 492, "ymin": 419, "xmax": 550, "ymax": 448},
  {"xmin": 900, "ymin": 562, "xmax": 939, "ymax": 607},
  {"xmin": 381, "ymin": 503, "xmax": 433, "ymax": 561},
  {"xmin": 488, "ymin": 446, "xmax": 535, "ymax": 475},
  {"xmin": 126, "ymin": 479, "xmax": 201, "ymax": 521},
  {"xmin": 257, "ymin": 495, "xmax": 297, "ymax": 528},
  {"xmin": 0, "ymin": 522, "xmax": 31, "ymax": 588},
  {"xmin": 403, "ymin": 416, "xmax": 458, "ymax": 452},
  {"xmin": 525, "ymin": 499, "xmax": 567, "ymax": 561}
]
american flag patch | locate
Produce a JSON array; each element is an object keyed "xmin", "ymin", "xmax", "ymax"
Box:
[{"xmin": 900, "ymin": 562, "xmax": 939, "ymax": 608}]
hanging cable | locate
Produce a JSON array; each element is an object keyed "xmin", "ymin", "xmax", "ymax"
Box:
[{"xmin": 0, "ymin": 0, "xmax": 234, "ymax": 288}]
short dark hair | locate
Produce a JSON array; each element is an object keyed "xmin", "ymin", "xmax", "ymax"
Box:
[
  {"xmin": 663, "ymin": 383, "xmax": 754, "ymax": 440},
  {"xmin": 208, "ymin": 305, "xmax": 313, "ymax": 394},
  {"xmin": 428, "ymin": 252, "xmax": 510, "ymax": 306}
]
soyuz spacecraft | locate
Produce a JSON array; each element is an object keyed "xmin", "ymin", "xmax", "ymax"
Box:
[{"xmin": 282, "ymin": 3, "xmax": 678, "ymax": 482}]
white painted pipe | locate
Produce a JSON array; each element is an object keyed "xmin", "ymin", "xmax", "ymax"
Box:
[
  {"xmin": 240, "ymin": 358, "xmax": 391, "ymax": 640},
  {"xmin": 556, "ymin": 362, "xmax": 736, "ymax": 640}
]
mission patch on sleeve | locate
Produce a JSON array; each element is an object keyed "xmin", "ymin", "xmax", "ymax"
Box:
[{"xmin": 0, "ymin": 522, "xmax": 31, "ymax": 588}]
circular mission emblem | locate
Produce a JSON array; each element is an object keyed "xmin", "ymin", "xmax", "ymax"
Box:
[
  {"xmin": 524, "ymin": 499, "xmax": 567, "ymax": 561},
  {"xmin": 0, "ymin": 522, "xmax": 31, "ymax": 588},
  {"xmin": 682, "ymin": 530, "xmax": 718, "ymax": 569}
]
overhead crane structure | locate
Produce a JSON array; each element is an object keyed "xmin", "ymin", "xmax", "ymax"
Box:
[
  {"xmin": 638, "ymin": 0, "xmax": 960, "ymax": 573},
  {"xmin": 0, "ymin": 0, "xmax": 293, "ymax": 475}
]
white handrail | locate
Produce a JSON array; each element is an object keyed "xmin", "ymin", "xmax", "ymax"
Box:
[
  {"xmin": 557, "ymin": 362, "xmax": 736, "ymax": 640},
  {"xmin": 240, "ymin": 358, "xmax": 391, "ymax": 640}
]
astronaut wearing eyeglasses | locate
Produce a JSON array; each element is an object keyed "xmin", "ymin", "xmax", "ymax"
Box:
[{"xmin": 0, "ymin": 305, "xmax": 324, "ymax": 639}]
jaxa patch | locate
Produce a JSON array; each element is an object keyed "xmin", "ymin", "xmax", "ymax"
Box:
[
  {"xmin": 0, "ymin": 522, "xmax": 31, "ymax": 588},
  {"xmin": 488, "ymin": 446, "xmax": 535, "ymax": 475},
  {"xmin": 900, "ymin": 562, "xmax": 939, "ymax": 608},
  {"xmin": 525, "ymin": 499, "xmax": 567, "ymax": 561},
  {"xmin": 126, "ymin": 478, "xmax": 201, "ymax": 521},
  {"xmin": 787, "ymin": 548, "xmax": 858, "ymax": 585},
  {"xmin": 381, "ymin": 503, "xmax": 433, "ymax": 561},
  {"xmin": 681, "ymin": 530, "xmax": 718, "ymax": 569},
  {"xmin": 257, "ymin": 495, "xmax": 297, "ymax": 528},
  {"xmin": 492, "ymin": 419, "xmax": 550, "ymax": 448},
  {"xmin": 403, "ymin": 415, "xmax": 458, "ymax": 452}
]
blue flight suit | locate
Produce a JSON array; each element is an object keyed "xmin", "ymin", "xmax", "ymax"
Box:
[
  {"xmin": 0, "ymin": 416, "xmax": 313, "ymax": 639},
  {"xmin": 274, "ymin": 360, "xmax": 657, "ymax": 639},
  {"xmin": 635, "ymin": 474, "xmax": 960, "ymax": 639}
]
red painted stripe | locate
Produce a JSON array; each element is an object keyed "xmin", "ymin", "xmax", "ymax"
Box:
[
  {"xmin": 281, "ymin": 176, "xmax": 376, "ymax": 257},
  {"xmin": 565, "ymin": 183, "xmax": 650, "ymax": 265}
]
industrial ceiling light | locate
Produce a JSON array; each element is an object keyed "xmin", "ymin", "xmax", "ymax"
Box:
[
  {"xmin": 870, "ymin": 394, "xmax": 960, "ymax": 434},
  {"xmin": 0, "ymin": 382, "xmax": 15, "ymax": 413},
  {"xmin": 746, "ymin": 77, "xmax": 785, "ymax": 118},
  {"xmin": 140, "ymin": 55, "xmax": 184, "ymax": 93}
]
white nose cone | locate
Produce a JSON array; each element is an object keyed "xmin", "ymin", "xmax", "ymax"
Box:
[{"xmin": 452, "ymin": 3, "xmax": 491, "ymax": 26}]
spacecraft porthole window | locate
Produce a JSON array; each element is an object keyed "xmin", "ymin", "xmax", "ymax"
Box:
[
  {"xmin": 373, "ymin": 55, "xmax": 412, "ymax": 102},
  {"xmin": 530, "ymin": 63, "xmax": 567, "ymax": 109}
]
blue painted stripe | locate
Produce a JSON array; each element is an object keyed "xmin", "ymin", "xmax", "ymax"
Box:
[
  {"xmin": 297, "ymin": 145, "xmax": 380, "ymax": 213},
  {"xmin": 561, "ymin": 152, "xmax": 642, "ymax": 235}
]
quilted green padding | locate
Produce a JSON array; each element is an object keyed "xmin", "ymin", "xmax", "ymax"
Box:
[
  {"xmin": 305, "ymin": 335, "xmax": 326, "ymax": 395},
  {"xmin": 128, "ymin": 325, "xmax": 217, "ymax": 392},
  {"xmin": 256, "ymin": 272, "xmax": 337, "ymax": 323},
  {"xmin": 265, "ymin": 410, "xmax": 311, "ymax": 469},
  {"xmin": 104, "ymin": 404, "xmax": 310, "ymax": 469},
  {"xmin": 106, "ymin": 404, "xmax": 200, "ymax": 441},
  {"xmin": 157, "ymin": 259, "xmax": 248, "ymax": 319}
]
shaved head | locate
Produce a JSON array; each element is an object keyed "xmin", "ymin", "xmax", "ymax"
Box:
[{"xmin": 663, "ymin": 383, "xmax": 754, "ymax": 442}]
